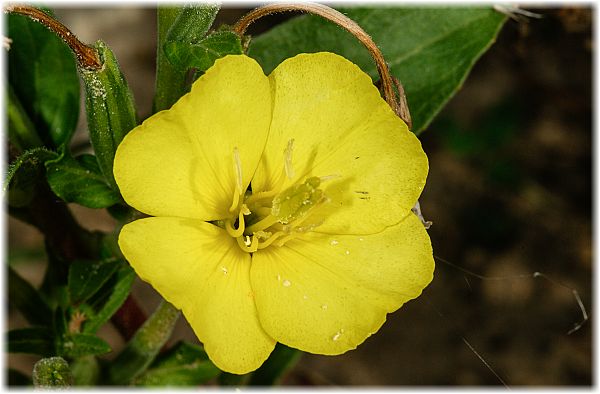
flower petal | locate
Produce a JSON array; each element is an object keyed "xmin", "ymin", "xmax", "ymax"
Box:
[
  {"xmin": 250, "ymin": 213, "xmax": 434, "ymax": 355},
  {"xmin": 252, "ymin": 52, "xmax": 428, "ymax": 234},
  {"xmin": 114, "ymin": 55, "xmax": 272, "ymax": 220},
  {"xmin": 119, "ymin": 217, "xmax": 276, "ymax": 374}
]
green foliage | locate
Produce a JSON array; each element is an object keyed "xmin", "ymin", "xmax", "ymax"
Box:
[
  {"xmin": 82, "ymin": 265, "xmax": 136, "ymax": 334},
  {"xmin": 164, "ymin": 31, "xmax": 243, "ymax": 72},
  {"xmin": 5, "ymin": 147, "xmax": 57, "ymax": 207},
  {"xmin": 80, "ymin": 40, "xmax": 138, "ymax": 190},
  {"xmin": 70, "ymin": 356, "xmax": 100, "ymax": 386},
  {"xmin": 7, "ymin": 85, "xmax": 43, "ymax": 150},
  {"xmin": 68, "ymin": 258, "xmax": 121, "ymax": 305},
  {"xmin": 8, "ymin": 327, "xmax": 54, "ymax": 356},
  {"xmin": 154, "ymin": 4, "xmax": 220, "ymax": 111},
  {"xmin": 46, "ymin": 151, "xmax": 122, "ymax": 209},
  {"xmin": 108, "ymin": 301, "xmax": 180, "ymax": 385},
  {"xmin": 249, "ymin": 7, "xmax": 507, "ymax": 134},
  {"xmin": 32, "ymin": 357, "xmax": 73, "ymax": 388},
  {"xmin": 8, "ymin": 266, "xmax": 53, "ymax": 326},
  {"xmin": 7, "ymin": 11, "xmax": 80, "ymax": 148},
  {"xmin": 133, "ymin": 341, "xmax": 220, "ymax": 386},
  {"xmin": 58, "ymin": 333, "xmax": 111, "ymax": 358},
  {"xmin": 249, "ymin": 343, "xmax": 301, "ymax": 386}
]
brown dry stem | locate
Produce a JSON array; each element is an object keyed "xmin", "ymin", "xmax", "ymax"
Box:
[
  {"xmin": 234, "ymin": 2, "xmax": 412, "ymax": 129},
  {"xmin": 5, "ymin": 4, "xmax": 102, "ymax": 69}
]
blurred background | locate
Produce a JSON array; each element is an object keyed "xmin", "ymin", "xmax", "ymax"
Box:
[{"xmin": 8, "ymin": 6, "xmax": 592, "ymax": 386}]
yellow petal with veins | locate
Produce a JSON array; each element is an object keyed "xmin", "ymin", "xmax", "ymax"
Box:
[
  {"xmin": 250, "ymin": 213, "xmax": 433, "ymax": 354},
  {"xmin": 252, "ymin": 52, "xmax": 427, "ymax": 234},
  {"xmin": 114, "ymin": 55, "xmax": 272, "ymax": 220},
  {"xmin": 119, "ymin": 217, "xmax": 276, "ymax": 374}
]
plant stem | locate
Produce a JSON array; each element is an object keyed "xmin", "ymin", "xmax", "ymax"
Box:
[
  {"xmin": 107, "ymin": 300, "xmax": 180, "ymax": 385},
  {"xmin": 5, "ymin": 5, "xmax": 101, "ymax": 70},
  {"xmin": 233, "ymin": 3, "xmax": 412, "ymax": 128}
]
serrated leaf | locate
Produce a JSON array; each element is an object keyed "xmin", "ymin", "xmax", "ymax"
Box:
[
  {"xmin": 68, "ymin": 258, "xmax": 120, "ymax": 304},
  {"xmin": 8, "ymin": 266, "xmax": 53, "ymax": 326},
  {"xmin": 59, "ymin": 333, "xmax": 111, "ymax": 358},
  {"xmin": 45, "ymin": 150, "xmax": 121, "ymax": 209},
  {"xmin": 249, "ymin": 7, "xmax": 507, "ymax": 134},
  {"xmin": 7, "ymin": 327, "xmax": 54, "ymax": 356},
  {"xmin": 8, "ymin": 10, "xmax": 80, "ymax": 147},
  {"xmin": 5, "ymin": 147, "xmax": 57, "ymax": 207},
  {"xmin": 165, "ymin": 31, "xmax": 243, "ymax": 72},
  {"xmin": 83, "ymin": 265, "xmax": 135, "ymax": 334},
  {"xmin": 133, "ymin": 342, "xmax": 220, "ymax": 386}
]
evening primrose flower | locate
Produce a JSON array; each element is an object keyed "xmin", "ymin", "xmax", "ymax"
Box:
[{"xmin": 114, "ymin": 53, "xmax": 434, "ymax": 374}]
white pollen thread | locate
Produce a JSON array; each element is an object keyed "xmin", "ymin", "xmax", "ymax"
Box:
[
  {"xmin": 282, "ymin": 280, "xmax": 291, "ymax": 287},
  {"xmin": 345, "ymin": 250, "xmax": 350, "ymax": 255},
  {"xmin": 321, "ymin": 304, "xmax": 328, "ymax": 310},
  {"xmin": 332, "ymin": 331, "xmax": 342, "ymax": 341},
  {"xmin": 303, "ymin": 295, "xmax": 308, "ymax": 300},
  {"xmin": 221, "ymin": 266, "xmax": 228, "ymax": 275},
  {"xmin": 330, "ymin": 239, "xmax": 339, "ymax": 246},
  {"xmin": 244, "ymin": 236, "xmax": 252, "ymax": 246},
  {"xmin": 284, "ymin": 139, "xmax": 295, "ymax": 179}
]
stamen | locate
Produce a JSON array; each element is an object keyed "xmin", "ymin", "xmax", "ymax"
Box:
[
  {"xmin": 225, "ymin": 209, "xmax": 246, "ymax": 238},
  {"xmin": 257, "ymin": 231, "xmax": 286, "ymax": 249},
  {"xmin": 284, "ymin": 139, "xmax": 295, "ymax": 180},
  {"xmin": 244, "ymin": 235, "xmax": 252, "ymax": 246},
  {"xmin": 233, "ymin": 147, "xmax": 243, "ymax": 193},
  {"xmin": 245, "ymin": 215, "xmax": 280, "ymax": 234},
  {"xmin": 237, "ymin": 234, "xmax": 258, "ymax": 253},
  {"xmin": 319, "ymin": 174, "xmax": 341, "ymax": 182}
]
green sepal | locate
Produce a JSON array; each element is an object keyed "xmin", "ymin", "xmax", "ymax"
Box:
[
  {"xmin": 107, "ymin": 301, "xmax": 180, "ymax": 385},
  {"xmin": 8, "ymin": 9, "xmax": 80, "ymax": 148},
  {"xmin": 8, "ymin": 266, "xmax": 53, "ymax": 326},
  {"xmin": 80, "ymin": 40, "xmax": 137, "ymax": 189},
  {"xmin": 154, "ymin": 4, "xmax": 220, "ymax": 111},
  {"xmin": 45, "ymin": 148, "xmax": 122, "ymax": 209},
  {"xmin": 164, "ymin": 30, "xmax": 243, "ymax": 72},
  {"xmin": 70, "ymin": 356, "xmax": 100, "ymax": 386},
  {"xmin": 165, "ymin": 3, "xmax": 219, "ymax": 43},
  {"xmin": 68, "ymin": 258, "xmax": 121, "ymax": 305},
  {"xmin": 4, "ymin": 147, "xmax": 57, "ymax": 207},
  {"xmin": 32, "ymin": 357, "xmax": 73, "ymax": 388},
  {"xmin": 7, "ymin": 327, "xmax": 55, "ymax": 356},
  {"xmin": 132, "ymin": 341, "xmax": 220, "ymax": 386}
]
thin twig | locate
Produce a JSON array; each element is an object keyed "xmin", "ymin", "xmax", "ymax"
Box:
[
  {"xmin": 5, "ymin": 4, "xmax": 101, "ymax": 69},
  {"xmin": 233, "ymin": 3, "xmax": 412, "ymax": 128}
]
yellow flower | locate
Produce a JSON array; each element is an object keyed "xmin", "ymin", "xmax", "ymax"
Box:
[{"xmin": 114, "ymin": 53, "xmax": 434, "ymax": 374}]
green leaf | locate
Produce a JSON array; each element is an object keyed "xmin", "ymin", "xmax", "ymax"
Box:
[
  {"xmin": 32, "ymin": 357, "xmax": 73, "ymax": 388},
  {"xmin": 154, "ymin": 4, "xmax": 220, "ymax": 112},
  {"xmin": 249, "ymin": 7, "xmax": 507, "ymax": 134},
  {"xmin": 8, "ymin": 11, "xmax": 80, "ymax": 147},
  {"xmin": 7, "ymin": 327, "xmax": 54, "ymax": 356},
  {"xmin": 7, "ymin": 84, "xmax": 44, "ymax": 150},
  {"xmin": 8, "ymin": 266, "xmax": 53, "ymax": 326},
  {"xmin": 8, "ymin": 368, "xmax": 32, "ymax": 386},
  {"xmin": 133, "ymin": 341, "xmax": 220, "ymax": 386},
  {"xmin": 80, "ymin": 40, "xmax": 138, "ymax": 190},
  {"xmin": 164, "ymin": 31, "xmax": 243, "ymax": 72},
  {"xmin": 5, "ymin": 147, "xmax": 57, "ymax": 207},
  {"xmin": 83, "ymin": 265, "xmax": 135, "ymax": 334},
  {"xmin": 68, "ymin": 258, "xmax": 121, "ymax": 304},
  {"xmin": 45, "ymin": 149, "xmax": 121, "ymax": 209},
  {"xmin": 249, "ymin": 343, "xmax": 301, "ymax": 386},
  {"xmin": 59, "ymin": 333, "xmax": 111, "ymax": 358}
]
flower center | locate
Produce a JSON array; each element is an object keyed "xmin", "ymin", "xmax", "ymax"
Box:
[{"xmin": 225, "ymin": 140, "xmax": 330, "ymax": 253}]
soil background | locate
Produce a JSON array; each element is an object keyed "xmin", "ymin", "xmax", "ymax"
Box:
[{"xmin": 8, "ymin": 6, "xmax": 592, "ymax": 386}]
